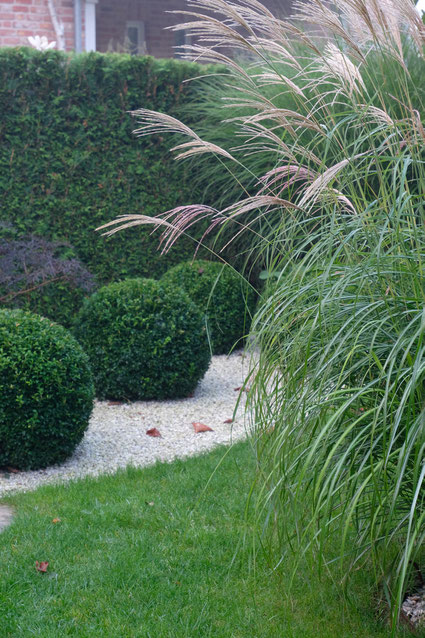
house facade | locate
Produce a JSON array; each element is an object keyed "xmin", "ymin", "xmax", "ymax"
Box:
[{"xmin": 0, "ymin": 0, "xmax": 292, "ymax": 57}]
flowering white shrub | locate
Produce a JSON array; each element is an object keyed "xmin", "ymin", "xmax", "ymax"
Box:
[{"xmin": 27, "ymin": 35, "xmax": 56, "ymax": 51}]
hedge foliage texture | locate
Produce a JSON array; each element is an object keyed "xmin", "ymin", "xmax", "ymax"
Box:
[{"xmin": 0, "ymin": 48, "xmax": 208, "ymax": 287}]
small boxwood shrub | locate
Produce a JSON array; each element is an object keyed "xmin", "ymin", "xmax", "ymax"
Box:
[
  {"xmin": 161, "ymin": 260, "xmax": 256, "ymax": 354},
  {"xmin": 74, "ymin": 278, "xmax": 211, "ymax": 400},
  {"xmin": 0, "ymin": 309, "xmax": 94, "ymax": 470}
]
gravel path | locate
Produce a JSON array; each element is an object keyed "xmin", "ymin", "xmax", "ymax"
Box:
[{"xmin": 0, "ymin": 351, "xmax": 251, "ymax": 496}]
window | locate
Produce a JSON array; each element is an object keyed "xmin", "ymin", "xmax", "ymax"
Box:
[
  {"xmin": 174, "ymin": 29, "xmax": 191, "ymax": 59},
  {"xmin": 125, "ymin": 21, "xmax": 146, "ymax": 55}
]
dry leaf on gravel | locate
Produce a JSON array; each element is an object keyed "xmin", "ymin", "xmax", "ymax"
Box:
[
  {"xmin": 192, "ymin": 422, "xmax": 214, "ymax": 433},
  {"xmin": 146, "ymin": 428, "xmax": 161, "ymax": 438}
]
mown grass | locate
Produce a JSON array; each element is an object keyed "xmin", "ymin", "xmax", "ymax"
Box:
[{"xmin": 0, "ymin": 441, "xmax": 411, "ymax": 637}]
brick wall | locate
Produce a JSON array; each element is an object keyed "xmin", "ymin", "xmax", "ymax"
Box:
[
  {"xmin": 96, "ymin": 0, "xmax": 293, "ymax": 58},
  {"xmin": 0, "ymin": 0, "xmax": 292, "ymax": 56},
  {"xmin": 96, "ymin": 0, "xmax": 186, "ymax": 57},
  {"xmin": 0, "ymin": 0, "xmax": 75, "ymax": 49}
]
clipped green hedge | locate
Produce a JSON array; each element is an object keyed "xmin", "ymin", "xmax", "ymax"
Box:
[
  {"xmin": 161, "ymin": 260, "xmax": 256, "ymax": 354},
  {"xmin": 74, "ymin": 278, "xmax": 211, "ymax": 400},
  {"xmin": 0, "ymin": 48, "xmax": 211, "ymax": 294},
  {"xmin": 0, "ymin": 309, "xmax": 94, "ymax": 470}
]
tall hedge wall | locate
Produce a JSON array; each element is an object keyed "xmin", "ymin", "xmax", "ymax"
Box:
[{"xmin": 0, "ymin": 48, "xmax": 210, "ymax": 285}]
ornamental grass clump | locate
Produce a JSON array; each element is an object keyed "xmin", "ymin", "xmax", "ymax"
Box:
[
  {"xmin": 74, "ymin": 278, "xmax": 211, "ymax": 401},
  {"xmin": 0, "ymin": 309, "xmax": 94, "ymax": 470},
  {"xmin": 100, "ymin": 0, "xmax": 425, "ymax": 627},
  {"xmin": 161, "ymin": 260, "xmax": 256, "ymax": 354}
]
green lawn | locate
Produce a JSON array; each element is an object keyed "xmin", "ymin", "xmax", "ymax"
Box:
[{"xmin": 0, "ymin": 442, "xmax": 410, "ymax": 637}]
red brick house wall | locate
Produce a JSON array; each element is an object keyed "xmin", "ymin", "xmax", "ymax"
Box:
[
  {"xmin": 96, "ymin": 0, "xmax": 292, "ymax": 57},
  {"xmin": 96, "ymin": 0, "xmax": 186, "ymax": 57},
  {"xmin": 0, "ymin": 0, "xmax": 76, "ymax": 49},
  {"xmin": 0, "ymin": 0, "xmax": 292, "ymax": 55}
]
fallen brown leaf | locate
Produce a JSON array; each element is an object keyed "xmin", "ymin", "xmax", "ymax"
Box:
[
  {"xmin": 52, "ymin": 518, "xmax": 61, "ymax": 524},
  {"xmin": 223, "ymin": 418, "xmax": 233, "ymax": 424},
  {"xmin": 192, "ymin": 422, "xmax": 214, "ymax": 433},
  {"xmin": 35, "ymin": 561, "xmax": 49, "ymax": 573},
  {"xmin": 146, "ymin": 428, "xmax": 161, "ymax": 438}
]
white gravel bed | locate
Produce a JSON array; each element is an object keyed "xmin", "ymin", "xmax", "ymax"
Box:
[{"xmin": 0, "ymin": 351, "xmax": 251, "ymax": 496}]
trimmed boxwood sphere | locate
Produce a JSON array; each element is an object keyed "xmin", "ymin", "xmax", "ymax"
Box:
[
  {"xmin": 0, "ymin": 309, "xmax": 94, "ymax": 470},
  {"xmin": 161, "ymin": 260, "xmax": 256, "ymax": 354},
  {"xmin": 74, "ymin": 278, "xmax": 211, "ymax": 401}
]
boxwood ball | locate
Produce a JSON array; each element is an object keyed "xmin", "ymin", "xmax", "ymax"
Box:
[
  {"xmin": 0, "ymin": 309, "xmax": 94, "ymax": 470},
  {"xmin": 161, "ymin": 260, "xmax": 256, "ymax": 354},
  {"xmin": 74, "ymin": 278, "xmax": 211, "ymax": 400}
]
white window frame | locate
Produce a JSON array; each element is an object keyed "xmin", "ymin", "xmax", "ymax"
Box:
[
  {"xmin": 125, "ymin": 20, "xmax": 146, "ymax": 55},
  {"xmin": 85, "ymin": 0, "xmax": 98, "ymax": 52}
]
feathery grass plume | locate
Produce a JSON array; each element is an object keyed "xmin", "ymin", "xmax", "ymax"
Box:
[
  {"xmin": 131, "ymin": 109, "xmax": 235, "ymax": 161},
  {"xmin": 240, "ymin": 108, "xmax": 325, "ymax": 134},
  {"xmin": 298, "ymin": 154, "xmax": 368, "ymax": 209},
  {"xmin": 102, "ymin": 0, "xmax": 425, "ymax": 627},
  {"xmin": 99, "ymin": 195, "xmax": 298, "ymax": 254},
  {"xmin": 293, "ymin": 0, "xmax": 425, "ymax": 63},
  {"xmin": 258, "ymin": 165, "xmax": 317, "ymax": 195},
  {"xmin": 253, "ymin": 69, "xmax": 306, "ymax": 96},
  {"xmin": 359, "ymin": 104, "xmax": 395, "ymax": 127},
  {"xmin": 318, "ymin": 43, "xmax": 366, "ymax": 98},
  {"xmin": 98, "ymin": 207, "xmax": 219, "ymax": 254}
]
